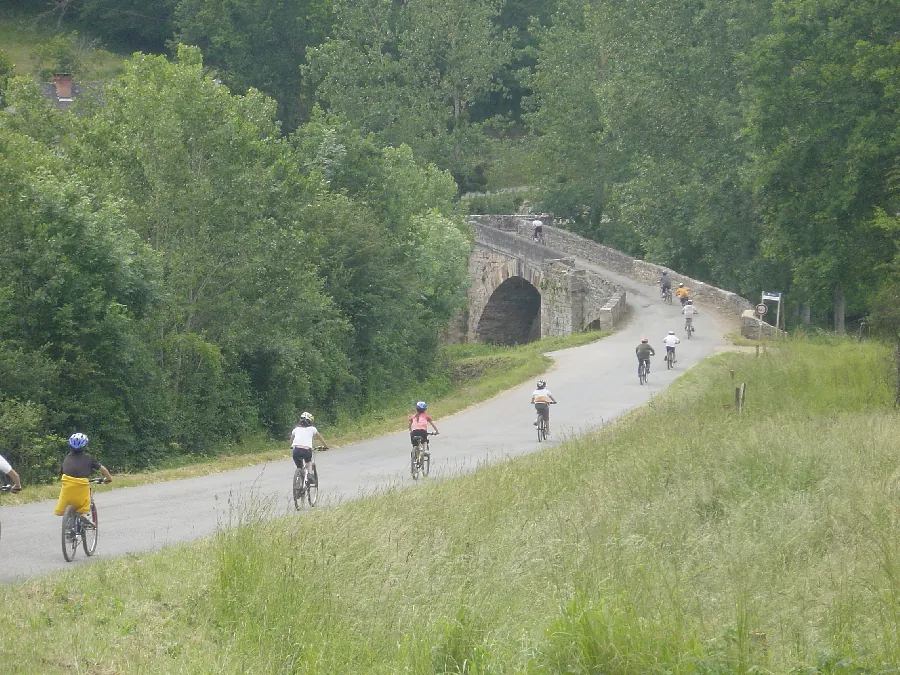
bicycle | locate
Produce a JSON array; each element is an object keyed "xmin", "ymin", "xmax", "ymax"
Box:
[
  {"xmin": 410, "ymin": 433, "xmax": 437, "ymax": 480},
  {"xmin": 535, "ymin": 401, "xmax": 556, "ymax": 442},
  {"xmin": 662, "ymin": 286, "xmax": 673, "ymax": 304},
  {"xmin": 685, "ymin": 317, "xmax": 694, "ymax": 338},
  {"xmin": 61, "ymin": 477, "xmax": 108, "ymax": 562},
  {"xmin": 533, "ymin": 231, "xmax": 545, "ymax": 245},
  {"xmin": 638, "ymin": 359, "xmax": 650, "ymax": 385},
  {"xmin": 293, "ymin": 446, "xmax": 326, "ymax": 510},
  {"xmin": 666, "ymin": 348, "xmax": 676, "ymax": 370}
]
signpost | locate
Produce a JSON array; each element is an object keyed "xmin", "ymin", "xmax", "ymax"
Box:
[{"xmin": 760, "ymin": 291, "xmax": 783, "ymax": 338}]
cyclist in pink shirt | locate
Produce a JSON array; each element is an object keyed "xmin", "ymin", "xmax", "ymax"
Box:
[{"xmin": 408, "ymin": 401, "xmax": 440, "ymax": 447}]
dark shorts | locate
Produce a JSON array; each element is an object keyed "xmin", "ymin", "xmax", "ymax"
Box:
[
  {"xmin": 292, "ymin": 447, "xmax": 313, "ymax": 467},
  {"xmin": 666, "ymin": 345, "xmax": 676, "ymax": 353},
  {"xmin": 660, "ymin": 282, "xmax": 670, "ymax": 290},
  {"xmin": 534, "ymin": 402, "xmax": 550, "ymax": 420},
  {"xmin": 534, "ymin": 226, "xmax": 543, "ymax": 234},
  {"xmin": 410, "ymin": 429, "xmax": 429, "ymax": 447}
]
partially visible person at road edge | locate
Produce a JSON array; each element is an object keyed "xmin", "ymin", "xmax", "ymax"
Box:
[
  {"xmin": 409, "ymin": 402, "xmax": 439, "ymax": 448},
  {"xmin": 675, "ymin": 282, "xmax": 691, "ymax": 306},
  {"xmin": 662, "ymin": 331, "xmax": 681, "ymax": 362},
  {"xmin": 531, "ymin": 380, "xmax": 558, "ymax": 435},
  {"xmin": 636, "ymin": 337, "xmax": 655, "ymax": 375},
  {"xmin": 54, "ymin": 433, "xmax": 112, "ymax": 517},
  {"xmin": 532, "ymin": 219, "xmax": 544, "ymax": 243},
  {"xmin": 682, "ymin": 299, "xmax": 696, "ymax": 330},
  {"xmin": 290, "ymin": 412, "xmax": 327, "ymax": 485},
  {"xmin": 659, "ymin": 270, "xmax": 671, "ymax": 298},
  {"xmin": 0, "ymin": 453, "xmax": 22, "ymax": 492}
]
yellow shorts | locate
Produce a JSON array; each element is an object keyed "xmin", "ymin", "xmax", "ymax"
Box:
[{"xmin": 54, "ymin": 475, "xmax": 90, "ymax": 515}]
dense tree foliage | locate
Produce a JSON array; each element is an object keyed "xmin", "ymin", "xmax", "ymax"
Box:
[
  {"xmin": 304, "ymin": 0, "xmax": 515, "ymax": 191},
  {"xmin": 0, "ymin": 48, "xmax": 469, "ymax": 480},
  {"xmin": 4, "ymin": 0, "xmax": 898, "ymax": 479}
]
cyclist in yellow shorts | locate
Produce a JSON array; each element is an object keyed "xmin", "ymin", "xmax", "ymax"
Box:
[{"xmin": 54, "ymin": 433, "xmax": 112, "ymax": 516}]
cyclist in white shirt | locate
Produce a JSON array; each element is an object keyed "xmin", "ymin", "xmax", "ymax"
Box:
[
  {"xmin": 682, "ymin": 300, "xmax": 696, "ymax": 331},
  {"xmin": 662, "ymin": 331, "xmax": 681, "ymax": 362},
  {"xmin": 0, "ymin": 453, "xmax": 21, "ymax": 491},
  {"xmin": 530, "ymin": 380, "xmax": 558, "ymax": 434},
  {"xmin": 290, "ymin": 412, "xmax": 328, "ymax": 485}
]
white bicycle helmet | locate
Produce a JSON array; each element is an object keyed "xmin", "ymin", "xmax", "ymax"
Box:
[
  {"xmin": 668, "ymin": 331, "xmax": 675, "ymax": 335},
  {"xmin": 68, "ymin": 432, "xmax": 89, "ymax": 450}
]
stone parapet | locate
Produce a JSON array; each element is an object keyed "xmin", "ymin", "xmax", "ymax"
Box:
[
  {"xmin": 471, "ymin": 214, "xmax": 753, "ymax": 320},
  {"xmin": 467, "ymin": 221, "xmax": 628, "ymax": 342}
]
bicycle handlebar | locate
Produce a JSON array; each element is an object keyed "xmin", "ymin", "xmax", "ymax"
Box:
[
  {"xmin": 313, "ymin": 445, "xmax": 328, "ymax": 451},
  {"xmin": 89, "ymin": 477, "xmax": 111, "ymax": 484}
]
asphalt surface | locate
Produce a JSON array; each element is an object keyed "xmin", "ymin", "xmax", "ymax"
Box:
[{"xmin": 0, "ymin": 267, "xmax": 730, "ymax": 584}]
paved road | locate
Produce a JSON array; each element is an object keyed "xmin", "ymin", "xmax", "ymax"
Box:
[{"xmin": 0, "ymin": 269, "xmax": 729, "ymax": 583}]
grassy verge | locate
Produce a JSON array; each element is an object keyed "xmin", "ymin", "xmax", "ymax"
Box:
[
  {"xmin": 1, "ymin": 330, "xmax": 609, "ymax": 505},
  {"xmin": 3, "ymin": 339, "xmax": 898, "ymax": 672}
]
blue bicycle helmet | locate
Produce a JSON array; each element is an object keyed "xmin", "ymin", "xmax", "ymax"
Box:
[
  {"xmin": 415, "ymin": 401, "xmax": 427, "ymax": 411},
  {"xmin": 68, "ymin": 432, "xmax": 89, "ymax": 450}
]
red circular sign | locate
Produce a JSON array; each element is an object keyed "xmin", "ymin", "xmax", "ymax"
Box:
[{"xmin": 756, "ymin": 303, "xmax": 768, "ymax": 315}]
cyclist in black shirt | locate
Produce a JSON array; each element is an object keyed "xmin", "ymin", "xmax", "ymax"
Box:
[{"xmin": 54, "ymin": 433, "xmax": 112, "ymax": 517}]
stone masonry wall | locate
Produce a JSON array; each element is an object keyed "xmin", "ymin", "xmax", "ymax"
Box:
[
  {"xmin": 469, "ymin": 222, "xmax": 628, "ymax": 340},
  {"xmin": 470, "ymin": 215, "xmax": 753, "ymax": 318}
]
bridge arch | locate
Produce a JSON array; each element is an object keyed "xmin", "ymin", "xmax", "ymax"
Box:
[
  {"xmin": 476, "ymin": 276, "xmax": 541, "ymax": 345},
  {"xmin": 468, "ymin": 257, "xmax": 544, "ymax": 344}
]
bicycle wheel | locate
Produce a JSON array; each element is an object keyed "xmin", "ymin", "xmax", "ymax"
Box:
[
  {"xmin": 306, "ymin": 468, "xmax": 319, "ymax": 507},
  {"xmin": 638, "ymin": 362, "xmax": 646, "ymax": 385},
  {"xmin": 422, "ymin": 449, "xmax": 431, "ymax": 477},
  {"xmin": 292, "ymin": 467, "xmax": 305, "ymax": 511},
  {"xmin": 667, "ymin": 352, "xmax": 673, "ymax": 370},
  {"xmin": 61, "ymin": 506, "xmax": 78, "ymax": 562},
  {"xmin": 82, "ymin": 501, "xmax": 99, "ymax": 556},
  {"xmin": 410, "ymin": 447, "xmax": 420, "ymax": 480}
]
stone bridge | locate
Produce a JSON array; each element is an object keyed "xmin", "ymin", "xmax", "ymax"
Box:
[
  {"xmin": 465, "ymin": 219, "xmax": 627, "ymax": 344},
  {"xmin": 465, "ymin": 215, "xmax": 755, "ymax": 344}
]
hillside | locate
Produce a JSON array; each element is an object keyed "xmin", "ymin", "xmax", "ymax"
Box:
[
  {"xmin": 0, "ymin": 10, "xmax": 126, "ymax": 80},
  {"xmin": 3, "ymin": 339, "xmax": 898, "ymax": 672}
]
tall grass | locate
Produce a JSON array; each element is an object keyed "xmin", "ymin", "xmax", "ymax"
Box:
[{"xmin": 4, "ymin": 340, "xmax": 900, "ymax": 673}]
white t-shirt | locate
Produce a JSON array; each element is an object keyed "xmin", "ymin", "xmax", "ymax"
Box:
[
  {"xmin": 532, "ymin": 388, "xmax": 553, "ymax": 403},
  {"xmin": 682, "ymin": 305, "xmax": 695, "ymax": 317},
  {"xmin": 0, "ymin": 454, "xmax": 10, "ymax": 475},
  {"xmin": 290, "ymin": 425, "xmax": 319, "ymax": 449},
  {"xmin": 663, "ymin": 335, "xmax": 681, "ymax": 347}
]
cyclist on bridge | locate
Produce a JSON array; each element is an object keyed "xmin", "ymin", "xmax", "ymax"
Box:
[
  {"xmin": 290, "ymin": 413, "xmax": 327, "ymax": 486},
  {"xmin": 683, "ymin": 299, "xmax": 696, "ymax": 329},
  {"xmin": 662, "ymin": 331, "xmax": 681, "ymax": 363},
  {"xmin": 408, "ymin": 402, "xmax": 439, "ymax": 448},
  {"xmin": 531, "ymin": 380, "xmax": 558, "ymax": 435},
  {"xmin": 659, "ymin": 271, "xmax": 671, "ymax": 298},
  {"xmin": 636, "ymin": 338, "xmax": 655, "ymax": 375},
  {"xmin": 54, "ymin": 433, "xmax": 112, "ymax": 517}
]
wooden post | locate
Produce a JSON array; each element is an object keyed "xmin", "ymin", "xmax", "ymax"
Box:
[
  {"xmin": 740, "ymin": 383, "xmax": 746, "ymax": 411},
  {"xmin": 755, "ymin": 345, "xmax": 759, "ymax": 358},
  {"xmin": 730, "ymin": 369, "xmax": 735, "ymax": 380}
]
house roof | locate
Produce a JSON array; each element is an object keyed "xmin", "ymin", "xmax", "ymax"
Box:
[{"xmin": 38, "ymin": 82, "xmax": 103, "ymax": 110}]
